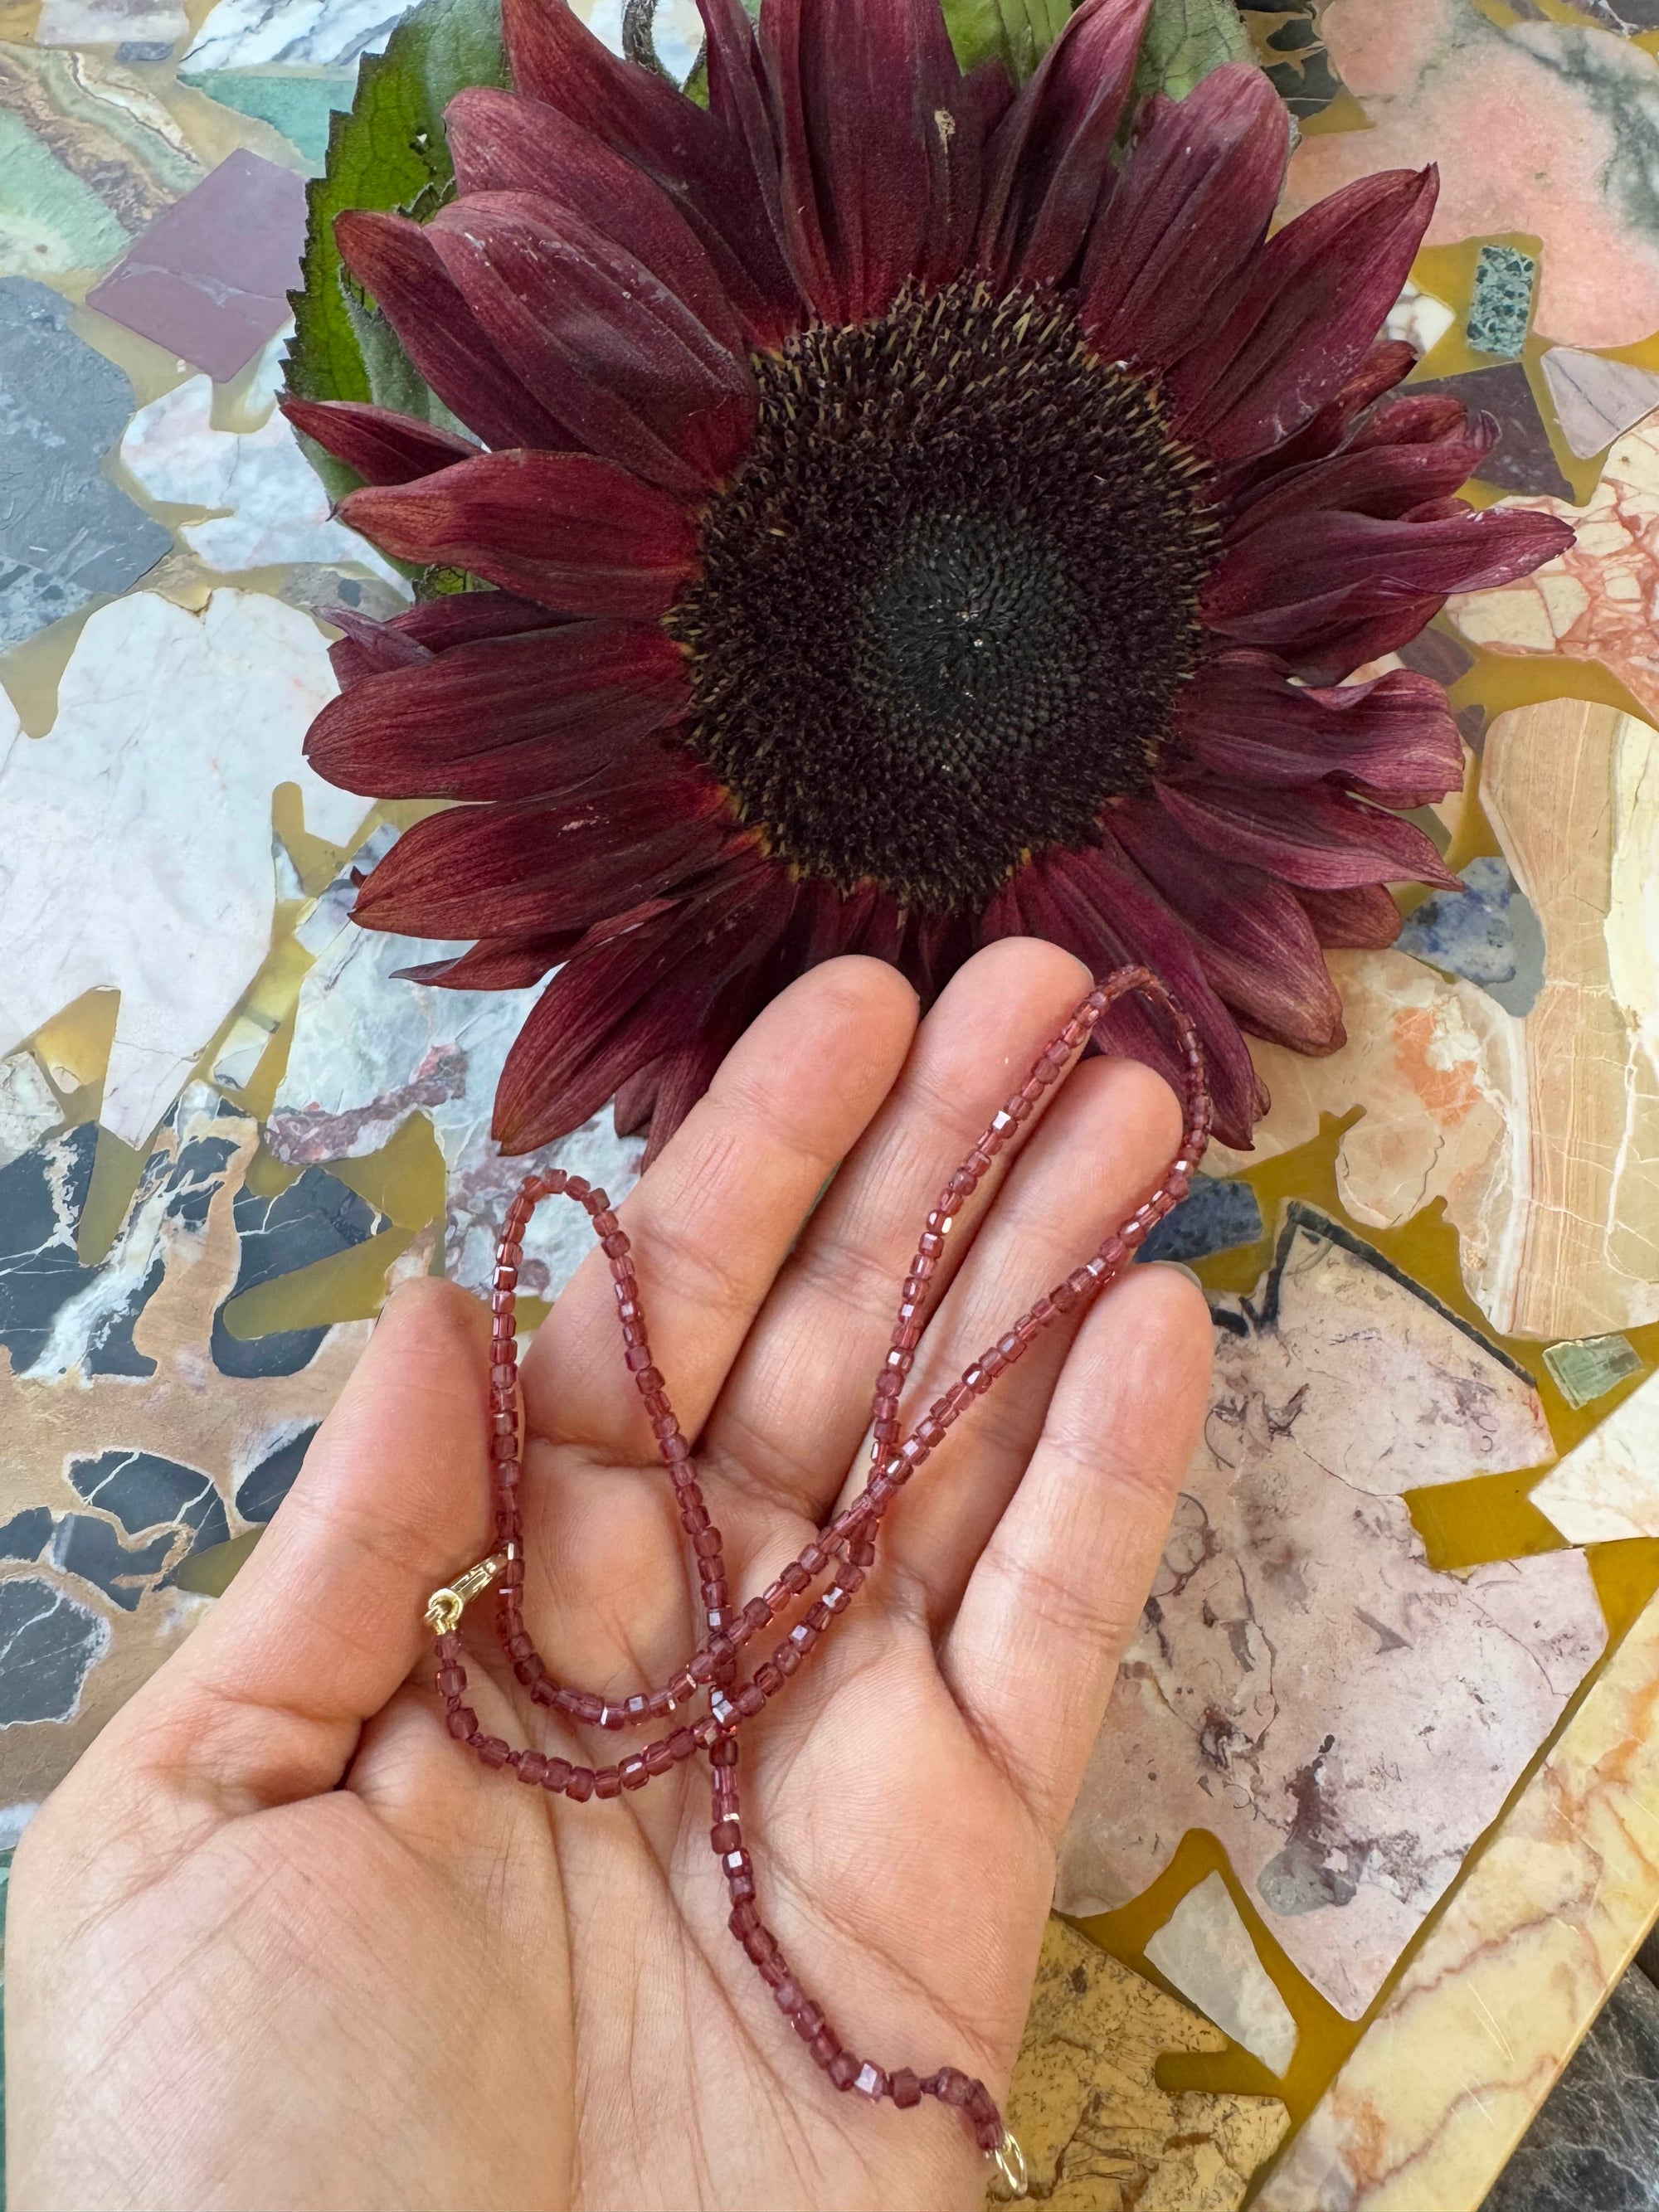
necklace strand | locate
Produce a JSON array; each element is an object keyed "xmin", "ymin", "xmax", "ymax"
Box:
[{"xmin": 425, "ymin": 967, "xmax": 1210, "ymax": 2185}]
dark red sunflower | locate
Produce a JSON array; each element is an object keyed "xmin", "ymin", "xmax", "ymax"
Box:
[{"xmin": 285, "ymin": 0, "xmax": 1572, "ymax": 1154}]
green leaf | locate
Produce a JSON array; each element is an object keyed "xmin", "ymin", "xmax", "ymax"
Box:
[
  {"xmin": 1133, "ymin": 0, "xmax": 1252, "ymax": 103},
  {"xmin": 942, "ymin": 0, "xmax": 1071, "ymax": 79},
  {"xmin": 285, "ymin": 0, "xmax": 509, "ymax": 411}
]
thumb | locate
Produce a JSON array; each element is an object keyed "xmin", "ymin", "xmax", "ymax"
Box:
[{"xmin": 113, "ymin": 1278, "xmax": 495, "ymax": 1811}]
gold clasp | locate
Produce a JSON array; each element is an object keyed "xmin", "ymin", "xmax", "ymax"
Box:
[
  {"xmin": 990, "ymin": 2131, "xmax": 1029, "ymax": 2201},
  {"xmin": 424, "ymin": 1553, "xmax": 506, "ymax": 1636}
]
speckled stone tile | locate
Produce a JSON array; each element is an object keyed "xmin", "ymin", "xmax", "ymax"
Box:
[{"xmin": 0, "ymin": 276, "xmax": 169, "ymax": 646}]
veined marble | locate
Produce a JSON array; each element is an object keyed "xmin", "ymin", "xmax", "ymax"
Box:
[
  {"xmin": 0, "ymin": 1091, "xmax": 380, "ymax": 1808},
  {"xmin": 1450, "ymin": 421, "xmax": 1659, "ymax": 726},
  {"xmin": 1531, "ymin": 1368, "xmax": 1659, "ymax": 1543},
  {"xmin": 1253, "ymin": 1588, "xmax": 1659, "ymax": 2211},
  {"xmin": 1212, "ymin": 702, "xmax": 1659, "ymax": 1343},
  {"xmin": 267, "ymin": 863, "xmax": 641, "ymax": 1299},
  {"xmin": 0, "ymin": 590, "xmax": 368, "ymax": 1150},
  {"xmin": 1001, "ymin": 1917, "xmax": 1289, "ymax": 2212},
  {"xmin": 1541, "ymin": 345, "xmax": 1659, "ymax": 459},
  {"xmin": 1283, "ymin": 0, "xmax": 1659, "ymax": 348},
  {"xmin": 119, "ymin": 334, "xmax": 406, "ymax": 583},
  {"xmin": 0, "ymin": 42, "xmax": 202, "ymax": 238},
  {"xmin": 1056, "ymin": 1209, "xmax": 1604, "ymax": 2020},
  {"xmin": 181, "ymin": 0, "xmax": 424, "ymax": 70}
]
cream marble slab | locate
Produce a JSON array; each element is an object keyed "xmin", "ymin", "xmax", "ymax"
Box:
[
  {"xmin": 1532, "ymin": 1369, "xmax": 1659, "ymax": 1543},
  {"xmin": 1253, "ymin": 1591, "xmax": 1659, "ymax": 2212},
  {"xmin": 1056, "ymin": 1211, "xmax": 1604, "ymax": 2020},
  {"xmin": 0, "ymin": 588, "xmax": 368, "ymax": 1149},
  {"xmin": 1212, "ymin": 701, "xmax": 1659, "ymax": 1343}
]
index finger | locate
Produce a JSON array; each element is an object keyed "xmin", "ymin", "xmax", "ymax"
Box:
[{"xmin": 520, "ymin": 956, "xmax": 917, "ymax": 1460}]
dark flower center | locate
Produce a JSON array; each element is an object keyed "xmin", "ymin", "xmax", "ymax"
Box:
[{"xmin": 668, "ymin": 281, "xmax": 1219, "ymax": 912}]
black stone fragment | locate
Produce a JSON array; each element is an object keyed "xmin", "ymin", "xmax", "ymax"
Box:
[
  {"xmin": 210, "ymin": 1167, "xmax": 387, "ymax": 1379},
  {"xmin": 236, "ymin": 1424, "xmax": 320, "ymax": 1526},
  {"xmin": 0, "ymin": 1576, "xmax": 108, "ymax": 1725}
]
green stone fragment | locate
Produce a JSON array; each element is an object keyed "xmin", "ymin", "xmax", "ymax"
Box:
[
  {"xmin": 1467, "ymin": 244, "xmax": 1536, "ymax": 360},
  {"xmin": 1543, "ymin": 1333, "xmax": 1645, "ymax": 1410},
  {"xmin": 0, "ymin": 111, "xmax": 130, "ymax": 280},
  {"xmin": 181, "ymin": 68, "xmax": 360, "ymax": 173}
]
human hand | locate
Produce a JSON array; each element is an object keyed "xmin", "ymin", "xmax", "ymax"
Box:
[{"xmin": 7, "ymin": 939, "xmax": 1213, "ymax": 2212}]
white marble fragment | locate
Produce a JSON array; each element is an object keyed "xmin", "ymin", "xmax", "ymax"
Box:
[
  {"xmin": 268, "ymin": 870, "xmax": 642, "ymax": 1297},
  {"xmin": 1144, "ymin": 1873, "xmax": 1300, "ymax": 2077},
  {"xmin": 1385, "ymin": 279, "xmax": 1455, "ymax": 358},
  {"xmin": 1540, "ymin": 346, "xmax": 1659, "ymax": 459},
  {"xmin": 36, "ymin": 0, "xmax": 187, "ymax": 43},
  {"xmin": 182, "ymin": 0, "xmax": 419, "ymax": 68},
  {"xmin": 0, "ymin": 591, "xmax": 368, "ymax": 1148},
  {"xmin": 0, "ymin": 1051, "xmax": 61, "ymax": 1169},
  {"xmin": 119, "ymin": 338, "xmax": 405, "ymax": 585},
  {"xmin": 1058, "ymin": 1213, "xmax": 1606, "ymax": 2020},
  {"xmin": 1531, "ymin": 1369, "xmax": 1659, "ymax": 1542}
]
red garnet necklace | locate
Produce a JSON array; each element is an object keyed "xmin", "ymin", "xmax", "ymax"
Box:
[{"xmin": 424, "ymin": 966, "xmax": 1211, "ymax": 2195}]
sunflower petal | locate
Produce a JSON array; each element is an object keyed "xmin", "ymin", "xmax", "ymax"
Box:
[
  {"xmin": 339, "ymin": 451, "xmax": 698, "ymax": 619},
  {"xmin": 1157, "ymin": 780, "xmax": 1459, "ymax": 890},
  {"xmin": 1223, "ymin": 411, "xmax": 1497, "ymax": 540},
  {"xmin": 502, "ymin": 0, "xmax": 796, "ymax": 336},
  {"xmin": 307, "ymin": 619, "xmax": 691, "ymax": 801},
  {"xmin": 1170, "ymin": 167, "xmax": 1438, "ymax": 463},
  {"xmin": 426, "ymin": 192, "xmax": 755, "ymax": 494},
  {"xmin": 977, "ymin": 0, "xmax": 1151, "ymax": 293},
  {"xmin": 1294, "ymin": 882, "xmax": 1404, "ymax": 948},
  {"xmin": 758, "ymin": 0, "xmax": 987, "ymax": 322},
  {"xmin": 1174, "ymin": 653, "xmax": 1464, "ymax": 806},
  {"xmin": 1219, "ymin": 338, "xmax": 1418, "ymax": 500},
  {"xmin": 493, "ymin": 853, "xmax": 794, "ymax": 1150},
  {"xmin": 982, "ymin": 842, "xmax": 1265, "ymax": 1145},
  {"xmin": 446, "ymin": 87, "xmax": 747, "ymax": 356},
  {"xmin": 1111, "ymin": 798, "xmax": 1345, "ymax": 1051},
  {"xmin": 395, "ymin": 935, "xmax": 577, "ymax": 989},
  {"xmin": 352, "ymin": 766, "xmax": 729, "ymax": 938},
  {"xmin": 1080, "ymin": 61, "xmax": 1287, "ymax": 371},
  {"xmin": 280, "ymin": 398, "xmax": 480, "ymax": 487},
  {"xmin": 333, "ymin": 209, "xmax": 575, "ymax": 451}
]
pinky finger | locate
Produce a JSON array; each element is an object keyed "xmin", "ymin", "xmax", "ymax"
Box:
[{"xmin": 937, "ymin": 1264, "xmax": 1213, "ymax": 1847}]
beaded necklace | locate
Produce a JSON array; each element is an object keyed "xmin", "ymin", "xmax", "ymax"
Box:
[{"xmin": 424, "ymin": 967, "xmax": 1210, "ymax": 2197}]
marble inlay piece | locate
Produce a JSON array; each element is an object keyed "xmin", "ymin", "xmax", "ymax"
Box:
[
  {"xmin": 1000, "ymin": 1916, "xmax": 1290, "ymax": 2212},
  {"xmin": 1395, "ymin": 854, "xmax": 1545, "ymax": 1014},
  {"xmin": 1542, "ymin": 1332, "xmax": 1645, "ymax": 1410},
  {"xmin": 36, "ymin": 0, "xmax": 188, "ymax": 41},
  {"xmin": 1238, "ymin": 0, "xmax": 1347, "ymax": 121},
  {"xmin": 1450, "ymin": 422, "xmax": 1659, "ymax": 720},
  {"xmin": 0, "ymin": 1095, "xmax": 379, "ymax": 1806},
  {"xmin": 1481, "ymin": 1961, "xmax": 1659, "ymax": 2212},
  {"xmin": 0, "ymin": 44, "xmax": 202, "ymax": 240},
  {"xmin": 0, "ymin": 1091, "xmax": 244, "ymax": 1384},
  {"xmin": 1213, "ymin": 702, "xmax": 1659, "ymax": 1342},
  {"xmin": 0, "ymin": 1055, "xmax": 62, "ymax": 1174},
  {"xmin": 1282, "ymin": 0, "xmax": 1659, "ymax": 348},
  {"xmin": 0, "ymin": 277, "xmax": 170, "ymax": 649},
  {"xmin": 1253, "ymin": 1584, "xmax": 1659, "ymax": 2212},
  {"xmin": 0, "ymin": 109, "xmax": 131, "ymax": 283},
  {"xmin": 1143, "ymin": 1872, "xmax": 1300, "ymax": 2077},
  {"xmin": 119, "ymin": 335, "xmax": 406, "ymax": 582},
  {"xmin": 1531, "ymin": 1369, "xmax": 1659, "ymax": 1543},
  {"xmin": 1056, "ymin": 1208, "xmax": 1605, "ymax": 2020},
  {"xmin": 1138, "ymin": 1173, "xmax": 1262, "ymax": 1266},
  {"xmin": 1542, "ymin": 345, "xmax": 1659, "ymax": 459},
  {"xmin": 211, "ymin": 1164, "xmax": 387, "ymax": 1379},
  {"xmin": 85, "ymin": 148, "xmax": 307, "ymax": 382},
  {"xmin": 182, "ymin": 0, "xmax": 423, "ymax": 69},
  {"xmin": 1409, "ymin": 362, "xmax": 1572, "ymax": 501},
  {"xmin": 268, "ymin": 876, "xmax": 641, "ymax": 1298},
  {"xmin": 0, "ymin": 589, "xmax": 368, "ymax": 1150},
  {"xmin": 1384, "ymin": 278, "xmax": 1455, "ymax": 360},
  {"xmin": 1467, "ymin": 245, "xmax": 1536, "ymax": 360},
  {"xmin": 180, "ymin": 66, "xmax": 358, "ymax": 167}
]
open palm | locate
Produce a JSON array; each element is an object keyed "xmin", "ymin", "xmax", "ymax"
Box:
[{"xmin": 7, "ymin": 940, "xmax": 1212, "ymax": 2212}]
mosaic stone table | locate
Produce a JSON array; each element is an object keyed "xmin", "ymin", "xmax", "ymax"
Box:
[{"xmin": 3, "ymin": 2, "xmax": 1659, "ymax": 2208}]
